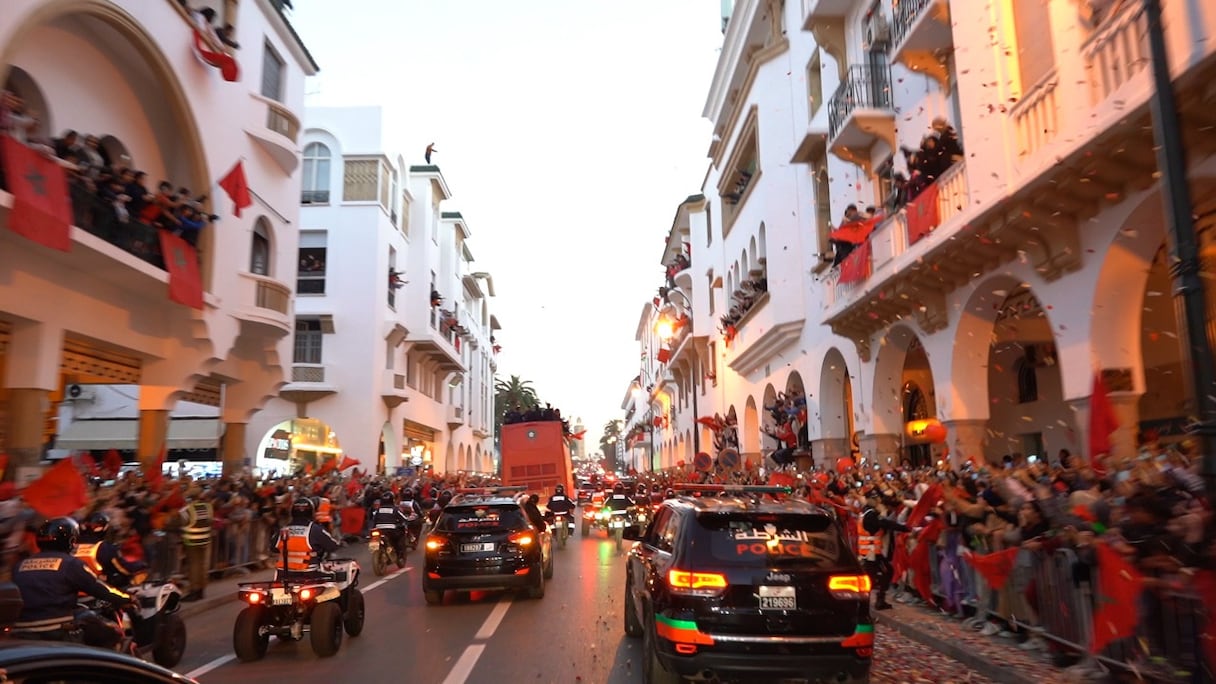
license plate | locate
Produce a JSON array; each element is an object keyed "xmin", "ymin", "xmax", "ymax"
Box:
[
  {"xmin": 758, "ymin": 585, "xmax": 797, "ymax": 610},
  {"xmin": 609, "ymin": 520, "xmax": 625, "ymax": 529},
  {"xmin": 461, "ymin": 542, "xmax": 495, "ymax": 553},
  {"xmin": 272, "ymin": 591, "xmax": 293, "ymax": 606}
]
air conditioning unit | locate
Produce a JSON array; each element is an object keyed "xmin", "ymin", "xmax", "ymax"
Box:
[
  {"xmin": 67, "ymin": 384, "xmax": 95, "ymax": 402},
  {"xmin": 866, "ymin": 12, "xmax": 891, "ymax": 48}
]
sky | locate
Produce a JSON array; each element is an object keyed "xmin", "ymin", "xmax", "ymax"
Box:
[{"xmin": 289, "ymin": 0, "xmax": 726, "ymax": 451}]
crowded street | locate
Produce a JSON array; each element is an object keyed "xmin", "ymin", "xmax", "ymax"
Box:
[{"xmin": 170, "ymin": 530, "xmax": 994, "ymax": 684}]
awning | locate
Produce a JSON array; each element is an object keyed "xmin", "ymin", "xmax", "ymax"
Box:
[{"xmin": 54, "ymin": 419, "xmax": 222, "ymax": 450}]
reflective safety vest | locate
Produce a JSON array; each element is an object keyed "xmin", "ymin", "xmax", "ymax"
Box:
[
  {"xmin": 74, "ymin": 542, "xmax": 103, "ymax": 576},
  {"xmin": 857, "ymin": 516, "xmax": 882, "ymax": 561},
  {"xmin": 182, "ymin": 502, "xmax": 213, "ymax": 547},
  {"xmin": 275, "ymin": 524, "xmax": 317, "ymax": 572},
  {"xmin": 314, "ymin": 497, "xmax": 333, "ymax": 523}
]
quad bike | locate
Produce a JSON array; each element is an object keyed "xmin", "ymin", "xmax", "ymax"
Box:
[{"xmin": 232, "ymin": 554, "xmax": 364, "ymax": 661}]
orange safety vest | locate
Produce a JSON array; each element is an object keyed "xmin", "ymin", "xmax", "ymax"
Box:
[
  {"xmin": 275, "ymin": 524, "xmax": 317, "ymax": 572},
  {"xmin": 74, "ymin": 542, "xmax": 104, "ymax": 577},
  {"xmin": 856, "ymin": 517, "xmax": 882, "ymax": 560},
  {"xmin": 314, "ymin": 498, "xmax": 333, "ymax": 523}
]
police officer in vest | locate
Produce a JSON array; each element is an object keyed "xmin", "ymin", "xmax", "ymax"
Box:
[
  {"xmin": 858, "ymin": 487, "xmax": 908, "ymax": 610},
  {"xmin": 180, "ymin": 487, "xmax": 213, "ymax": 602},
  {"xmin": 546, "ymin": 484, "xmax": 575, "ymax": 516},
  {"xmin": 369, "ymin": 491, "xmax": 410, "ymax": 568},
  {"xmin": 604, "ymin": 482, "xmax": 634, "ymax": 511},
  {"xmin": 313, "ymin": 495, "xmax": 334, "ymax": 534},
  {"xmin": 12, "ymin": 518, "xmax": 132, "ymax": 648},
  {"xmin": 75, "ymin": 512, "xmax": 147, "ymax": 589},
  {"xmin": 398, "ymin": 489, "xmax": 424, "ymax": 549},
  {"xmin": 274, "ymin": 497, "xmax": 340, "ymax": 578}
]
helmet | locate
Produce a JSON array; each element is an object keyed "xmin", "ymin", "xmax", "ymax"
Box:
[
  {"xmin": 665, "ymin": 488, "xmax": 676, "ymax": 499},
  {"xmin": 379, "ymin": 491, "xmax": 396, "ymax": 505},
  {"xmin": 291, "ymin": 496, "xmax": 315, "ymax": 522},
  {"xmin": 37, "ymin": 517, "xmax": 80, "ymax": 553},
  {"xmin": 80, "ymin": 512, "xmax": 110, "ymax": 541},
  {"xmin": 438, "ymin": 490, "xmax": 453, "ymax": 504},
  {"xmin": 554, "ymin": 484, "xmax": 565, "ymax": 495},
  {"xmin": 636, "ymin": 484, "xmax": 648, "ymax": 494},
  {"xmin": 400, "ymin": 488, "xmax": 414, "ymax": 501},
  {"xmin": 613, "ymin": 483, "xmax": 624, "ymax": 494}
]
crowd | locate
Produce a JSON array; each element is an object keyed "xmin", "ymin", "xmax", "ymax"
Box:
[{"xmin": 501, "ymin": 402, "xmax": 574, "ymax": 437}]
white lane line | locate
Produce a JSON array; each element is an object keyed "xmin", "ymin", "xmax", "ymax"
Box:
[
  {"xmin": 440, "ymin": 644, "xmax": 486, "ymax": 684},
  {"xmin": 474, "ymin": 597, "xmax": 512, "ymax": 640},
  {"xmin": 185, "ymin": 654, "xmax": 236, "ymax": 680},
  {"xmin": 364, "ymin": 566, "xmax": 412, "ymax": 592}
]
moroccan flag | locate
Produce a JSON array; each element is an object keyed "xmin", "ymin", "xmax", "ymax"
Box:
[
  {"xmin": 219, "ymin": 161, "xmax": 252, "ymax": 217},
  {"xmin": 837, "ymin": 239, "xmax": 871, "ymax": 284},
  {"xmin": 22, "ymin": 458, "xmax": 89, "ymax": 518},
  {"xmin": 1091, "ymin": 541, "xmax": 1142, "ymax": 654},
  {"xmin": 158, "ymin": 232, "xmax": 204, "ymax": 310},
  {"xmin": 964, "ymin": 547, "xmax": 1019, "ymax": 590},
  {"xmin": 568, "ymin": 430, "xmax": 586, "ymax": 441},
  {"xmin": 906, "ymin": 484, "xmax": 943, "ymax": 528},
  {"xmin": 337, "ymin": 456, "xmax": 360, "ymax": 471},
  {"xmin": 0, "ymin": 453, "xmax": 8, "ymax": 482},
  {"xmin": 78, "ymin": 453, "xmax": 99, "ymax": 478},
  {"xmin": 829, "ymin": 215, "xmax": 881, "ymax": 244},
  {"xmin": 906, "ymin": 182, "xmax": 940, "ymax": 245},
  {"xmin": 1088, "ymin": 373, "xmax": 1118, "ymax": 478},
  {"xmin": 910, "ymin": 517, "xmax": 946, "ymax": 604},
  {"xmin": 1, "ymin": 136, "xmax": 72, "ymax": 251},
  {"xmin": 339, "ymin": 506, "xmax": 365, "ymax": 536},
  {"xmin": 191, "ymin": 29, "xmax": 240, "ymax": 82},
  {"xmin": 103, "ymin": 448, "xmax": 123, "ymax": 478},
  {"xmin": 316, "ymin": 459, "xmax": 337, "ymax": 477},
  {"xmin": 891, "ymin": 532, "xmax": 910, "ymax": 580}
]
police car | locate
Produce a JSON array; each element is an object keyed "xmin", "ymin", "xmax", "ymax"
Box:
[
  {"xmin": 422, "ymin": 487, "xmax": 553, "ymax": 604},
  {"xmin": 622, "ymin": 485, "xmax": 873, "ymax": 684}
]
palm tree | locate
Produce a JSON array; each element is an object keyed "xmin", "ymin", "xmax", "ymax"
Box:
[
  {"xmin": 494, "ymin": 375, "xmax": 539, "ymax": 436},
  {"xmin": 599, "ymin": 419, "xmax": 623, "ymax": 466}
]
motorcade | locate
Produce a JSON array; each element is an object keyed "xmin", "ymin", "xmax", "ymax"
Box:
[{"xmin": 622, "ymin": 484, "xmax": 874, "ymax": 684}]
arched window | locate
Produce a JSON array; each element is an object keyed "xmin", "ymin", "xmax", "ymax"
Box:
[
  {"xmin": 251, "ymin": 218, "xmax": 271, "ymax": 275},
  {"xmin": 301, "ymin": 142, "xmax": 331, "ymax": 203}
]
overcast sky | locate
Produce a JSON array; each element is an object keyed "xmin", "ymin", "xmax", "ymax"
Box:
[{"xmin": 289, "ymin": 0, "xmax": 724, "ymax": 449}]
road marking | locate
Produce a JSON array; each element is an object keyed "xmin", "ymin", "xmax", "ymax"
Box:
[
  {"xmin": 440, "ymin": 644, "xmax": 486, "ymax": 684},
  {"xmin": 474, "ymin": 597, "xmax": 512, "ymax": 640},
  {"xmin": 365, "ymin": 566, "xmax": 412, "ymax": 592},
  {"xmin": 185, "ymin": 654, "xmax": 236, "ymax": 680}
]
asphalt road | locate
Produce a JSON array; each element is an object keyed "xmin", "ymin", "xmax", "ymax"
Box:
[{"xmin": 171, "ymin": 526, "xmax": 992, "ymax": 683}]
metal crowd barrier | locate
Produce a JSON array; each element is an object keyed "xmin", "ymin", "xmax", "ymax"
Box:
[
  {"xmin": 903, "ymin": 541, "xmax": 1211, "ymax": 682},
  {"xmin": 209, "ymin": 518, "xmax": 274, "ymax": 577}
]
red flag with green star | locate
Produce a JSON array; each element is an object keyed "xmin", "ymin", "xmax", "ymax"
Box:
[
  {"xmin": 157, "ymin": 231, "xmax": 203, "ymax": 309},
  {"xmin": 2, "ymin": 136, "xmax": 72, "ymax": 251},
  {"xmin": 1090, "ymin": 540, "xmax": 1142, "ymax": 654}
]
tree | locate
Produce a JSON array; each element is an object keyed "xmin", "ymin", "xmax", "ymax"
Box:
[
  {"xmin": 494, "ymin": 375, "xmax": 539, "ymax": 438},
  {"xmin": 599, "ymin": 419, "xmax": 623, "ymax": 469}
]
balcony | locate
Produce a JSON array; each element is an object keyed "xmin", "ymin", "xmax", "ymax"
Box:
[
  {"xmin": 382, "ymin": 370, "xmax": 409, "ymax": 409},
  {"xmin": 827, "ymin": 65, "xmax": 897, "ymax": 170},
  {"xmin": 801, "ymin": 0, "xmax": 851, "ymax": 28},
  {"xmin": 280, "ymin": 363, "xmax": 337, "ymax": 406},
  {"xmin": 1080, "ymin": 3, "xmax": 1149, "ymax": 109},
  {"xmin": 446, "ymin": 405, "xmax": 465, "ymax": 428},
  {"xmin": 890, "ymin": 0, "xmax": 953, "ymax": 90},
  {"xmin": 234, "ymin": 272, "xmax": 292, "ymax": 336},
  {"xmin": 247, "ymin": 92, "xmax": 301, "ymax": 174}
]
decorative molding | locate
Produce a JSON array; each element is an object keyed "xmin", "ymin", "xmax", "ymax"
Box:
[{"xmin": 728, "ymin": 319, "xmax": 804, "ymax": 376}]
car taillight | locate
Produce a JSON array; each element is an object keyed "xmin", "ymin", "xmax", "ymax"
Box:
[
  {"xmin": 425, "ymin": 536, "xmax": 446, "ymax": 551},
  {"xmin": 509, "ymin": 531, "xmax": 534, "ymax": 546},
  {"xmin": 667, "ymin": 569, "xmax": 728, "ymax": 596},
  {"xmin": 828, "ymin": 574, "xmax": 872, "ymax": 599}
]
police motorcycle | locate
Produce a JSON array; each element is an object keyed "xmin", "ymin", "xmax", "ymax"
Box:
[
  {"xmin": 608, "ymin": 507, "xmax": 632, "ymax": 553},
  {"xmin": 545, "ymin": 509, "xmax": 575, "ymax": 549},
  {"xmin": 232, "ymin": 532, "xmax": 365, "ymax": 661},
  {"xmin": 367, "ymin": 527, "xmax": 400, "ymax": 577}
]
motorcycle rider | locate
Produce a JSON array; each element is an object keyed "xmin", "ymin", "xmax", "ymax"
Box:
[
  {"xmin": 398, "ymin": 488, "xmax": 424, "ymax": 549},
  {"xmin": 12, "ymin": 517, "xmax": 132, "ymax": 649},
  {"xmin": 74, "ymin": 512, "xmax": 147, "ymax": 589},
  {"xmin": 274, "ymin": 497, "xmax": 341, "ymax": 579},
  {"xmin": 370, "ymin": 491, "xmax": 410, "ymax": 567},
  {"xmin": 604, "ymin": 483, "xmax": 634, "ymax": 512},
  {"xmin": 546, "ymin": 485, "xmax": 575, "ymax": 535}
]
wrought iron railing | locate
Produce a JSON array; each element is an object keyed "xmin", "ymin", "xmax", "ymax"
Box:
[
  {"xmin": 827, "ymin": 64, "xmax": 893, "ymax": 141},
  {"xmin": 892, "ymin": 0, "xmax": 932, "ymax": 48}
]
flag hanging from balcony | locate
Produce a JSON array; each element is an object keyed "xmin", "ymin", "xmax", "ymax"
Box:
[
  {"xmin": 837, "ymin": 239, "xmax": 871, "ymax": 284},
  {"xmin": 219, "ymin": 161, "xmax": 253, "ymax": 217},
  {"xmin": 191, "ymin": 28, "xmax": 239, "ymax": 82},
  {"xmin": 158, "ymin": 232, "xmax": 204, "ymax": 310},
  {"xmin": 829, "ymin": 215, "xmax": 880, "ymax": 244},
  {"xmin": 1, "ymin": 136, "xmax": 72, "ymax": 252},
  {"xmin": 906, "ymin": 182, "xmax": 941, "ymax": 245}
]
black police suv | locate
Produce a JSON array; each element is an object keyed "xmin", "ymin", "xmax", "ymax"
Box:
[
  {"xmin": 422, "ymin": 489, "xmax": 553, "ymax": 605},
  {"xmin": 622, "ymin": 485, "xmax": 874, "ymax": 684}
]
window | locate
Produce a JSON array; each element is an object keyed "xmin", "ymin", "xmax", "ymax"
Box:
[
  {"xmin": 718, "ymin": 107, "xmax": 761, "ymax": 236},
  {"xmin": 251, "ymin": 219, "xmax": 271, "ymax": 275},
  {"xmin": 1011, "ymin": 0, "xmax": 1056, "ymax": 92},
  {"xmin": 294, "ymin": 319, "xmax": 323, "ymax": 364},
  {"xmin": 807, "ymin": 51, "xmax": 823, "ymax": 120},
  {"xmin": 813, "ymin": 160, "xmax": 831, "ymax": 262},
  {"xmin": 261, "ymin": 40, "xmax": 285, "ymax": 101},
  {"xmin": 388, "ymin": 246, "xmax": 398, "ymax": 309},
  {"xmin": 301, "ymin": 143, "xmax": 331, "ymax": 204},
  {"xmin": 343, "ymin": 159, "xmax": 378, "ymax": 202},
  {"xmin": 705, "ymin": 204, "xmax": 713, "ymax": 246},
  {"xmin": 401, "ymin": 191, "xmax": 411, "ymax": 237},
  {"xmin": 298, "ymin": 246, "xmax": 327, "ymax": 294},
  {"xmin": 390, "ymin": 170, "xmax": 400, "ymax": 226}
]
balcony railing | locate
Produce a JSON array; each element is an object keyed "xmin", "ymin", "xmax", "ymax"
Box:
[
  {"xmin": 892, "ymin": 0, "xmax": 931, "ymax": 47},
  {"xmin": 291, "ymin": 364, "xmax": 326, "ymax": 383},
  {"xmin": 1081, "ymin": 4, "xmax": 1149, "ymax": 107},
  {"xmin": 827, "ymin": 64, "xmax": 893, "ymax": 142},
  {"xmin": 301, "ymin": 190, "xmax": 330, "ymax": 204},
  {"xmin": 265, "ymin": 100, "xmax": 300, "ymax": 143},
  {"xmin": 253, "ymin": 277, "xmax": 291, "ymax": 314},
  {"xmin": 1009, "ymin": 69, "xmax": 1060, "ymax": 158}
]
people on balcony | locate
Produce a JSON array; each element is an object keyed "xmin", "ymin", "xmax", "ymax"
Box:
[
  {"xmin": 664, "ymin": 252, "xmax": 690, "ymax": 288},
  {"xmin": 895, "ymin": 117, "xmax": 964, "ymax": 208},
  {"xmin": 717, "ymin": 274, "xmax": 769, "ymax": 334}
]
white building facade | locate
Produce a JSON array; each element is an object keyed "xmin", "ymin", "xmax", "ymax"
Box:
[
  {"xmin": 244, "ymin": 106, "xmax": 499, "ymax": 477},
  {"xmin": 627, "ymin": 0, "xmax": 1216, "ymax": 471},
  {"xmin": 0, "ymin": 0, "xmax": 317, "ymax": 477}
]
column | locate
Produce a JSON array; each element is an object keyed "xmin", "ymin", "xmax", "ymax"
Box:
[
  {"xmin": 1067, "ymin": 397, "xmax": 1091, "ymax": 465},
  {"xmin": 858, "ymin": 433, "xmax": 901, "ymax": 466},
  {"xmin": 221, "ymin": 422, "xmax": 247, "ymax": 477},
  {"xmin": 943, "ymin": 419, "xmax": 989, "ymax": 467},
  {"xmin": 1107, "ymin": 392, "xmax": 1142, "ymax": 461},
  {"xmin": 2, "ymin": 322, "xmax": 63, "ymax": 480},
  {"xmin": 810, "ymin": 438, "xmax": 849, "ymax": 468},
  {"xmin": 138, "ymin": 384, "xmax": 177, "ymax": 472}
]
